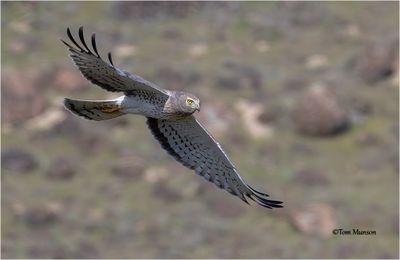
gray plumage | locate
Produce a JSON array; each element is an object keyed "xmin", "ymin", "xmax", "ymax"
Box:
[{"xmin": 62, "ymin": 27, "xmax": 283, "ymax": 209}]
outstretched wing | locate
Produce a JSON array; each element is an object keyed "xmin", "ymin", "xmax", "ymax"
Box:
[
  {"xmin": 61, "ymin": 26, "xmax": 168, "ymax": 96},
  {"xmin": 146, "ymin": 116, "xmax": 283, "ymax": 209}
]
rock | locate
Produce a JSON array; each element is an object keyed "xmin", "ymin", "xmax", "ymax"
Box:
[
  {"xmin": 2, "ymin": 68, "xmax": 47, "ymax": 123},
  {"xmin": 87, "ymin": 207, "xmax": 107, "ymax": 224},
  {"xmin": 46, "ymin": 157, "xmax": 78, "ymax": 180},
  {"xmin": 291, "ymin": 84, "xmax": 350, "ymax": 136},
  {"xmin": 114, "ymin": 44, "xmax": 137, "ymax": 59},
  {"xmin": 348, "ymin": 98, "xmax": 374, "ymax": 125},
  {"xmin": 188, "ymin": 43, "xmax": 209, "ymax": 58},
  {"xmin": 293, "ymin": 169, "xmax": 329, "ymax": 186},
  {"xmin": 2, "ymin": 149, "xmax": 38, "ymax": 172},
  {"xmin": 257, "ymin": 107, "xmax": 279, "ymax": 124},
  {"xmin": 196, "ymin": 103, "xmax": 232, "ymax": 139},
  {"xmin": 305, "ymin": 54, "xmax": 328, "ymax": 70},
  {"xmin": 9, "ymin": 40, "xmax": 27, "ymax": 55},
  {"xmin": 25, "ymin": 108, "xmax": 67, "ymax": 132},
  {"xmin": 339, "ymin": 23, "xmax": 361, "ymax": 39},
  {"xmin": 10, "ymin": 21, "xmax": 31, "ymax": 34},
  {"xmin": 23, "ymin": 205, "xmax": 61, "ymax": 227},
  {"xmin": 235, "ymin": 99, "xmax": 274, "ymax": 139},
  {"xmin": 351, "ymin": 98, "xmax": 374, "ymax": 116},
  {"xmin": 75, "ymin": 129, "xmax": 115, "ymax": 155},
  {"xmin": 144, "ymin": 167, "xmax": 170, "ymax": 184},
  {"xmin": 52, "ymin": 66, "xmax": 88, "ymax": 92},
  {"xmin": 254, "ymin": 40, "xmax": 270, "ymax": 53},
  {"xmin": 111, "ymin": 156, "xmax": 145, "ymax": 180},
  {"xmin": 11, "ymin": 202, "xmax": 27, "ymax": 217},
  {"xmin": 290, "ymin": 203, "xmax": 336, "ymax": 237},
  {"xmin": 351, "ymin": 38, "xmax": 398, "ymax": 84},
  {"xmin": 179, "ymin": 181, "xmax": 203, "ymax": 198},
  {"xmin": 152, "ymin": 182, "xmax": 182, "ymax": 202},
  {"xmin": 48, "ymin": 115, "xmax": 81, "ymax": 137}
]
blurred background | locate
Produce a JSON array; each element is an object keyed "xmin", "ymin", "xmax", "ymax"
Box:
[{"xmin": 1, "ymin": 1, "xmax": 399, "ymax": 258}]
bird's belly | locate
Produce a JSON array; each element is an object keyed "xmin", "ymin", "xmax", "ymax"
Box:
[{"xmin": 120, "ymin": 95, "xmax": 166, "ymax": 118}]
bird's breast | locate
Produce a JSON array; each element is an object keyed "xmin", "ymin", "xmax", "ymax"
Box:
[{"xmin": 119, "ymin": 93, "xmax": 160, "ymax": 117}]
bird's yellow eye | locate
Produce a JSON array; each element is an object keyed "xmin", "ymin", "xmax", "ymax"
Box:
[{"xmin": 186, "ymin": 98, "xmax": 194, "ymax": 106}]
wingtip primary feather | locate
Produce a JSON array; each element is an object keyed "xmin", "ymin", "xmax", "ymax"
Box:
[
  {"xmin": 78, "ymin": 26, "xmax": 92, "ymax": 54},
  {"xmin": 91, "ymin": 33, "xmax": 101, "ymax": 58},
  {"xmin": 108, "ymin": 52, "xmax": 115, "ymax": 66},
  {"xmin": 245, "ymin": 183, "xmax": 283, "ymax": 209},
  {"xmin": 66, "ymin": 27, "xmax": 84, "ymax": 52},
  {"xmin": 60, "ymin": 39, "xmax": 73, "ymax": 49},
  {"xmin": 63, "ymin": 27, "xmax": 118, "ymax": 69},
  {"xmin": 250, "ymin": 193, "xmax": 284, "ymax": 209},
  {"xmin": 63, "ymin": 98, "xmax": 74, "ymax": 113},
  {"xmin": 248, "ymin": 186, "xmax": 270, "ymax": 197}
]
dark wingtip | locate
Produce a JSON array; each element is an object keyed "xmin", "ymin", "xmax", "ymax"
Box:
[
  {"xmin": 66, "ymin": 26, "xmax": 84, "ymax": 52},
  {"xmin": 63, "ymin": 98, "xmax": 73, "ymax": 111},
  {"xmin": 248, "ymin": 186, "xmax": 270, "ymax": 197},
  {"xmin": 60, "ymin": 39, "xmax": 73, "ymax": 49},
  {"xmin": 78, "ymin": 26, "xmax": 91, "ymax": 53},
  {"xmin": 242, "ymin": 197, "xmax": 251, "ymax": 205},
  {"xmin": 268, "ymin": 199, "xmax": 284, "ymax": 208},
  {"xmin": 78, "ymin": 26, "xmax": 84, "ymax": 40},
  {"xmin": 108, "ymin": 52, "xmax": 115, "ymax": 66},
  {"xmin": 91, "ymin": 33, "xmax": 101, "ymax": 58},
  {"xmin": 257, "ymin": 197, "xmax": 284, "ymax": 209},
  {"xmin": 242, "ymin": 182, "xmax": 283, "ymax": 208},
  {"xmin": 66, "ymin": 27, "xmax": 73, "ymax": 42},
  {"xmin": 246, "ymin": 189, "xmax": 283, "ymax": 209}
]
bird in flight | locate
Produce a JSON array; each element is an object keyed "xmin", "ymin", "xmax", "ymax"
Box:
[{"xmin": 62, "ymin": 27, "xmax": 283, "ymax": 209}]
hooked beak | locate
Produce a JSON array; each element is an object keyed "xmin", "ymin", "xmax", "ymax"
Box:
[{"xmin": 195, "ymin": 101, "xmax": 201, "ymax": 112}]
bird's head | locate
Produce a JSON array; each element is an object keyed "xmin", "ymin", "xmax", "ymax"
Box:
[{"xmin": 175, "ymin": 92, "xmax": 201, "ymax": 114}]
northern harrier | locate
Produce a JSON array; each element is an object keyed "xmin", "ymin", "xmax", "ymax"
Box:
[{"xmin": 62, "ymin": 27, "xmax": 283, "ymax": 209}]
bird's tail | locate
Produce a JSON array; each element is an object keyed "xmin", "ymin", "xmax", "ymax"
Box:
[{"xmin": 64, "ymin": 97, "xmax": 125, "ymax": 121}]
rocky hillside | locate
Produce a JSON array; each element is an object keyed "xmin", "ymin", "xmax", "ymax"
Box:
[{"xmin": 2, "ymin": 2, "xmax": 399, "ymax": 258}]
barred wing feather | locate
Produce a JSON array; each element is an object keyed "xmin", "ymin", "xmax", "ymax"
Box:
[
  {"xmin": 146, "ymin": 116, "xmax": 283, "ymax": 209},
  {"xmin": 61, "ymin": 27, "xmax": 168, "ymax": 96}
]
